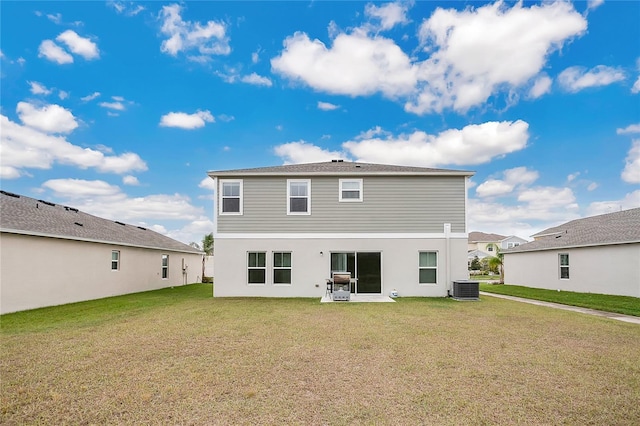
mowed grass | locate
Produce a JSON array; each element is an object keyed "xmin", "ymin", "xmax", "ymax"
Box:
[
  {"xmin": 480, "ymin": 283, "xmax": 640, "ymax": 317},
  {"xmin": 2, "ymin": 285, "xmax": 640, "ymax": 425}
]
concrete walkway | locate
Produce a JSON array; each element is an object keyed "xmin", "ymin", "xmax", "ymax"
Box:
[{"xmin": 480, "ymin": 291, "xmax": 640, "ymax": 324}]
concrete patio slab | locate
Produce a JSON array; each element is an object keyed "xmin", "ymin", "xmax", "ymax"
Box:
[{"xmin": 321, "ymin": 294, "xmax": 396, "ymax": 303}]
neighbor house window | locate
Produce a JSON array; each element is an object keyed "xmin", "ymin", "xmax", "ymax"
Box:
[
  {"xmin": 339, "ymin": 179, "xmax": 363, "ymax": 202},
  {"xmin": 111, "ymin": 250, "xmax": 120, "ymax": 271},
  {"xmin": 487, "ymin": 245, "xmax": 494, "ymax": 252},
  {"xmin": 507, "ymin": 242, "xmax": 520, "ymax": 249},
  {"xmin": 162, "ymin": 254, "xmax": 169, "ymax": 279},
  {"xmin": 287, "ymin": 179, "xmax": 311, "ymax": 215},
  {"xmin": 419, "ymin": 251, "xmax": 437, "ymax": 284},
  {"xmin": 220, "ymin": 180, "xmax": 243, "ymax": 215},
  {"xmin": 559, "ymin": 253, "xmax": 570, "ymax": 279},
  {"xmin": 248, "ymin": 252, "xmax": 266, "ymax": 284},
  {"xmin": 273, "ymin": 252, "xmax": 292, "ymax": 285}
]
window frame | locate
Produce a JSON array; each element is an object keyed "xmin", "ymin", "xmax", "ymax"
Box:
[
  {"xmin": 219, "ymin": 179, "xmax": 243, "ymax": 216},
  {"xmin": 247, "ymin": 251, "xmax": 267, "ymax": 285},
  {"xmin": 111, "ymin": 250, "xmax": 120, "ymax": 271},
  {"xmin": 559, "ymin": 253, "xmax": 570, "ymax": 280},
  {"xmin": 287, "ymin": 179, "xmax": 311, "ymax": 215},
  {"xmin": 418, "ymin": 251, "xmax": 438, "ymax": 285},
  {"xmin": 273, "ymin": 252, "xmax": 292, "ymax": 285},
  {"xmin": 161, "ymin": 254, "xmax": 169, "ymax": 279},
  {"xmin": 339, "ymin": 178, "xmax": 363, "ymax": 202}
]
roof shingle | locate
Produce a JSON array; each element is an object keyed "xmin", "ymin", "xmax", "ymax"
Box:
[
  {"xmin": 505, "ymin": 208, "xmax": 640, "ymax": 253},
  {"xmin": 0, "ymin": 191, "xmax": 202, "ymax": 253}
]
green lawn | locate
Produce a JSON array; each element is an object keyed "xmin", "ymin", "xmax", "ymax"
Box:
[
  {"xmin": 480, "ymin": 283, "xmax": 640, "ymax": 317},
  {"xmin": 2, "ymin": 284, "xmax": 640, "ymax": 425}
]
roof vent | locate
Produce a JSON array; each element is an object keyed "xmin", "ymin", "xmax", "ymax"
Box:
[
  {"xmin": 37, "ymin": 199, "xmax": 56, "ymax": 207},
  {"xmin": 74, "ymin": 222, "xmax": 83, "ymax": 227},
  {"xmin": 115, "ymin": 221, "xmax": 126, "ymax": 226},
  {"xmin": 331, "ymin": 159, "xmax": 344, "ymax": 163},
  {"xmin": 137, "ymin": 226, "xmax": 147, "ymax": 230},
  {"xmin": 0, "ymin": 190, "xmax": 20, "ymax": 198},
  {"xmin": 355, "ymin": 164, "xmax": 361, "ymax": 168}
]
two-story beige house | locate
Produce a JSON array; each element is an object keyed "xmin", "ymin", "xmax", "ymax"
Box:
[{"xmin": 207, "ymin": 160, "xmax": 474, "ymax": 298}]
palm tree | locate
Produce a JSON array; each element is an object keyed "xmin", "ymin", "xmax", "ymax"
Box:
[{"xmin": 486, "ymin": 244, "xmax": 504, "ymax": 284}]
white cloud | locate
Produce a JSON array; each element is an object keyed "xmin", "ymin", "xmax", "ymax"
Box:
[
  {"xmin": 28, "ymin": 81, "xmax": 53, "ymax": 95},
  {"xmin": 558, "ymin": 65, "xmax": 625, "ymax": 92},
  {"xmin": 47, "ymin": 13, "xmax": 62, "ymax": 24},
  {"xmin": 528, "ymin": 75, "xmax": 552, "ymax": 99},
  {"xmin": 109, "ymin": 1, "xmax": 145, "ymax": 16},
  {"xmin": 587, "ymin": 182, "xmax": 598, "ymax": 191},
  {"xmin": 476, "ymin": 166, "xmax": 539, "ymax": 198},
  {"xmin": 271, "ymin": 31, "xmax": 417, "ymax": 98},
  {"xmin": 364, "ymin": 1, "xmax": 411, "ymax": 31},
  {"xmin": 617, "ymin": 123, "xmax": 640, "ymax": 135},
  {"xmin": 251, "ymin": 47, "xmax": 261, "ymax": 64},
  {"xmin": 587, "ymin": 190, "xmax": 640, "ymax": 216},
  {"xmin": 99, "ymin": 101, "xmax": 125, "ymax": 111},
  {"xmin": 56, "ymin": 30, "xmax": 100, "ymax": 60},
  {"xmin": 16, "ymin": 101, "xmax": 78, "ymax": 133},
  {"xmin": 274, "ymin": 141, "xmax": 346, "ymax": 164},
  {"xmin": 587, "ymin": 0, "xmax": 605, "ymax": 12},
  {"xmin": 38, "ymin": 40, "xmax": 73, "ymax": 64},
  {"xmin": 58, "ymin": 90, "xmax": 69, "ymax": 100},
  {"xmin": 621, "ymin": 140, "xmax": 640, "ymax": 184},
  {"xmin": 122, "ymin": 175, "xmax": 140, "ymax": 186},
  {"xmin": 343, "ymin": 120, "xmax": 529, "ymax": 167},
  {"xmin": 159, "ymin": 4, "xmax": 230, "ymax": 58},
  {"xmin": 217, "ymin": 114, "xmax": 235, "ymax": 122},
  {"xmin": 159, "ymin": 110, "xmax": 214, "ymax": 129},
  {"xmin": 0, "ymin": 113, "xmax": 147, "ymax": 177},
  {"xmin": 317, "ymin": 101, "xmax": 339, "ymax": 111},
  {"xmin": 632, "ymin": 76, "xmax": 640, "ymax": 94},
  {"xmin": 567, "ymin": 172, "xmax": 580, "ymax": 182},
  {"xmin": 43, "ymin": 179, "xmax": 121, "ymax": 197},
  {"xmin": 199, "ymin": 177, "xmax": 216, "ymax": 190},
  {"xmin": 241, "ymin": 72, "xmax": 273, "ymax": 87},
  {"xmin": 81, "ymin": 91, "xmax": 101, "ymax": 101}
]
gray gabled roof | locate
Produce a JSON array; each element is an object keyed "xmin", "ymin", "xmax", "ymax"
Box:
[
  {"xmin": 505, "ymin": 207, "xmax": 640, "ymax": 253},
  {"xmin": 208, "ymin": 160, "xmax": 474, "ymax": 177},
  {"xmin": 468, "ymin": 231, "xmax": 507, "ymax": 242},
  {"xmin": 0, "ymin": 191, "xmax": 202, "ymax": 254}
]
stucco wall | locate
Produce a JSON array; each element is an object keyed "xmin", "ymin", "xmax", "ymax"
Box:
[
  {"xmin": 0, "ymin": 233, "xmax": 203, "ymax": 314},
  {"xmin": 213, "ymin": 237, "xmax": 469, "ymax": 298},
  {"xmin": 504, "ymin": 243, "xmax": 640, "ymax": 297}
]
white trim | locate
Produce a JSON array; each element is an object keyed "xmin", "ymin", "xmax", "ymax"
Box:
[
  {"xmin": 273, "ymin": 251, "xmax": 292, "ymax": 285},
  {"xmin": 214, "ymin": 232, "xmax": 469, "ymax": 239},
  {"xmin": 286, "ymin": 179, "xmax": 311, "ymax": 215},
  {"xmin": 247, "ymin": 251, "xmax": 267, "ymax": 285},
  {"xmin": 559, "ymin": 253, "xmax": 570, "ymax": 280},
  {"xmin": 111, "ymin": 249, "xmax": 120, "ymax": 271},
  {"xmin": 161, "ymin": 254, "xmax": 169, "ymax": 279},
  {"xmin": 209, "ymin": 171, "xmax": 475, "ymax": 177},
  {"xmin": 219, "ymin": 179, "xmax": 243, "ymax": 216},
  {"xmin": 418, "ymin": 250, "xmax": 438, "ymax": 285},
  {"xmin": 464, "ymin": 177, "xmax": 469, "ymax": 235},
  {"xmin": 339, "ymin": 178, "xmax": 363, "ymax": 202},
  {"xmin": 212, "ymin": 176, "xmax": 218, "ymax": 233}
]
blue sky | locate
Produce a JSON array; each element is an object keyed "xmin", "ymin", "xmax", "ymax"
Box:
[{"xmin": 1, "ymin": 0, "xmax": 639, "ymax": 245}]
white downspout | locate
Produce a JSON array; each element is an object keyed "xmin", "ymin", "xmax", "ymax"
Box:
[{"xmin": 444, "ymin": 223, "xmax": 451, "ymax": 296}]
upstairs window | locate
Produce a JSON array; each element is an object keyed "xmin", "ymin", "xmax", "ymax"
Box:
[
  {"xmin": 220, "ymin": 180, "xmax": 242, "ymax": 215},
  {"xmin": 419, "ymin": 251, "xmax": 438, "ymax": 284},
  {"xmin": 162, "ymin": 254, "xmax": 169, "ymax": 279},
  {"xmin": 111, "ymin": 250, "xmax": 120, "ymax": 271},
  {"xmin": 559, "ymin": 253, "xmax": 570, "ymax": 279},
  {"xmin": 248, "ymin": 252, "xmax": 266, "ymax": 284},
  {"xmin": 287, "ymin": 179, "xmax": 311, "ymax": 215},
  {"xmin": 339, "ymin": 179, "xmax": 363, "ymax": 202}
]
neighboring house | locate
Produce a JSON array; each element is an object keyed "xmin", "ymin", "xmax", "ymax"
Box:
[
  {"xmin": 207, "ymin": 160, "xmax": 474, "ymax": 298},
  {"xmin": 503, "ymin": 208, "xmax": 640, "ymax": 297},
  {"xmin": 467, "ymin": 231, "xmax": 528, "ymax": 262},
  {"xmin": 0, "ymin": 191, "xmax": 203, "ymax": 314}
]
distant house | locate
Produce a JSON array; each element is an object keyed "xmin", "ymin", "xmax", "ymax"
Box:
[
  {"xmin": 0, "ymin": 191, "xmax": 203, "ymax": 314},
  {"xmin": 503, "ymin": 208, "xmax": 640, "ymax": 297},
  {"xmin": 467, "ymin": 231, "xmax": 528, "ymax": 263},
  {"xmin": 207, "ymin": 160, "xmax": 474, "ymax": 298}
]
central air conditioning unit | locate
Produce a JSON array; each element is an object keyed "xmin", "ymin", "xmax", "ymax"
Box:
[{"xmin": 452, "ymin": 280, "xmax": 480, "ymax": 300}]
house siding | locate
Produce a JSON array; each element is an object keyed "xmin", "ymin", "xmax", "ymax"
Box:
[
  {"xmin": 213, "ymin": 237, "xmax": 469, "ymax": 298},
  {"xmin": 217, "ymin": 175, "xmax": 467, "ymax": 234},
  {"xmin": 503, "ymin": 243, "xmax": 640, "ymax": 297},
  {"xmin": 0, "ymin": 233, "xmax": 203, "ymax": 314}
]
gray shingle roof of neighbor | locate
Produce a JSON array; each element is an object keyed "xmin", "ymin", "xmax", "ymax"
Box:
[
  {"xmin": 208, "ymin": 160, "xmax": 475, "ymax": 177},
  {"xmin": 505, "ymin": 207, "xmax": 640, "ymax": 253},
  {"xmin": 468, "ymin": 231, "xmax": 507, "ymax": 242},
  {"xmin": 0, "ymin": 191, "xmax": 202, "ymax": 254}
]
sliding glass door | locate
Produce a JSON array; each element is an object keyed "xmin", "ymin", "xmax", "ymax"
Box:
[{"xmin": 330, "ymin": 252, "xmax": 381, "ymax": 294}]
